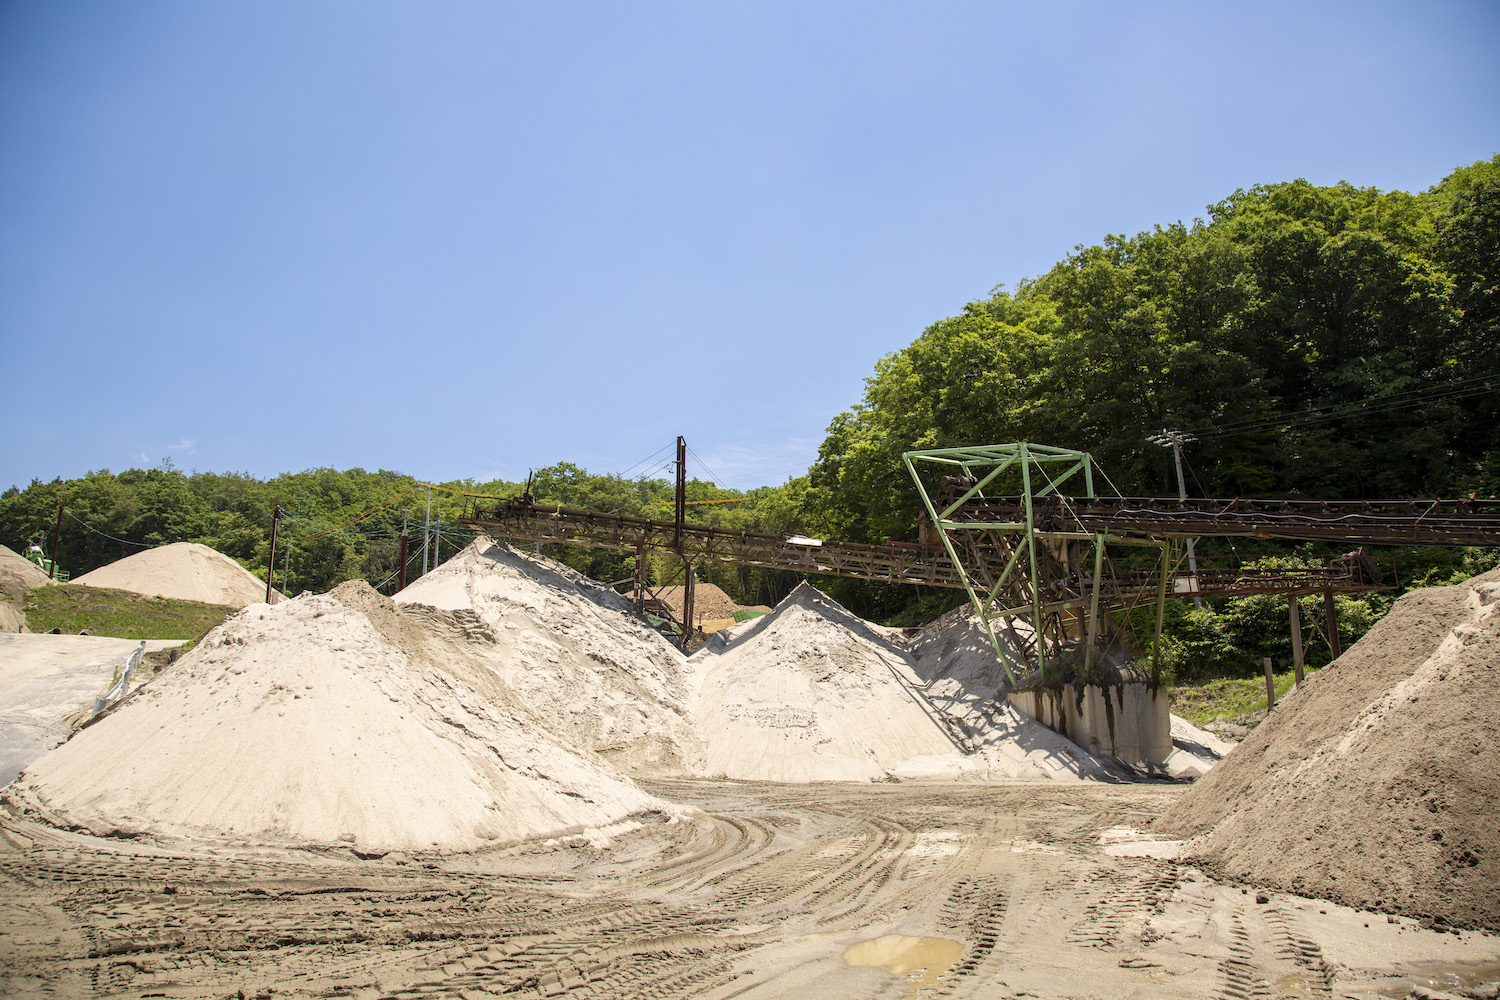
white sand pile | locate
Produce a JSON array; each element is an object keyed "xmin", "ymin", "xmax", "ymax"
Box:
[
  {"xmin": 692, "ymin": 582, "xmax": 1118, "ymax": 783},
  {"xmin": 396, "ymin": 539, "xmax": 702, "ymax": 775},
  {"xmin": 1, "ymin": 544, "xmax": 54, "ymax": 633},
  {"xmin": 71, "ymin": 542, "xmax": 279, "ymax": 607},
  {"xmin": 5, "ymin": 584, "xmax": 677, "ymax": 853},
  {"xmin": 1157, "ymin": 569, "xmax": 1500, "ymax": 932},
  {"xmin": 907, "ymin": 602, "xmax": 1025, "ymax": 729},
  {"xmin": 908, "ymin": 603, "xmax": 1227, "ymax": 778}
]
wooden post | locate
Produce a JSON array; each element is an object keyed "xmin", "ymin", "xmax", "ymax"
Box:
[
  {"xmin": 632, "ymin": 539, "xmax": 645, "ymax": 614},
  {"xmin": 681, "ymin": 562, "xmax": 695, "ymax": 651},
  {"xmin": 50, "ymin": 504, "xmax": 64, "ymax": 580},
  {"xmin": 265, "ymin": 504, "xmax": 280, "ymax": 604},
  {"xmin": 1264, "ymin": 656, "xmax": 1276, "ymax": 710},
  {"xmin": 1324, "ymin": 588, "xmax": 1341, "ymax": 660},
  {"xmin": 397, "ymin": 510, "xmax": 409, "ymax": 592},
  {"xmin": 1288, "ymin": 595, "xmax": 1304, "ymax": 686},
  {"xmin": 674, "ymin": 436, "xmax": 686, "ymax": 553}
]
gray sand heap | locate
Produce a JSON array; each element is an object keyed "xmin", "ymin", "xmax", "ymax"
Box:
[
  {"xmin": 0, "ymin": 544, "xmax": 53, "ymax": 633},
  {"xmin": 71, "ymin": 541, "xmax": 280, "ymax": 607},
  {"xmin": 396, "ymin": 538, "xmax": 703, "ymax": 776},
  {"xmin": 692, "ymin": 583, "xmax": 1122, "ymax": 783},
  {"xmin": 1156, "ymin": 568, "xmax": 1500, "ymax": 932},
  {"xmin": 5, "ymin": 582, "xmax": 678, "ymax": 853}
]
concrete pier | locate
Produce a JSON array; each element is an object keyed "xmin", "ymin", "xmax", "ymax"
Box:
[{"xmin": 1008, "ymin": 678, "xmax": 1171, "ymax": 768}]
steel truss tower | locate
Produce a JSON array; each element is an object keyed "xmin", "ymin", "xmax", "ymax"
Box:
[{"xmin": 903, "ymin": 442, "xmax": 1177, "ymax": 685}]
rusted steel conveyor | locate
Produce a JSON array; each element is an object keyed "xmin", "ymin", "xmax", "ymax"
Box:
[
  {"xmin": 947, "ymin": 495, "xmax": 1500, "ymax": 548},
  {"xmin": 459, "ymin": 496, "xmax": 1383, "ymax": 601}
]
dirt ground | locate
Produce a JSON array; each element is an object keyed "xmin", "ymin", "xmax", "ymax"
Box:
[{"xmin": 3, "ymin": 780, "xmax": 1496, "ymax": 1000}]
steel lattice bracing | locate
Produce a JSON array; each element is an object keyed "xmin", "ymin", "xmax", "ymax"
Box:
[{"xmin": 902, "ymin": 443, "xmax": 1145, "ymax": 683}]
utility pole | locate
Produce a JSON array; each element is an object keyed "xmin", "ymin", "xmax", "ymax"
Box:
[
  {"xmin": 398, "ymin": 509, "xmax": 409, "ymax": 591},
  {"xmin": 265, "ymin": 504, "xmax": 280, "ymax": 604},
  {"xmin": 422, "ymin": 485, "xmax": 432, "ymax": 577},
  {"xmin": 674, "ymin": 436, "xmax": 686, "ymax": 552},
  {"xmin": 674, "ymin": 436, "xmax": 693, "ymax": 650},
  {"xmin": 435, "ymin": 515, "xmax": 443, "ymax": 568},
  {"xmin": 50, "ymin": 504, "xmax": 64, "ymax": 580},
  {"xmin": 1148, "ymin": 429, "xmax": 1202, "ymax": 608}
]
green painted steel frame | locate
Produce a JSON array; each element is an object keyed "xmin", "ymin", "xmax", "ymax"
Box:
[{"xmin": 903, "ymin": 442, "xmax": 1167, "ymax": 683}]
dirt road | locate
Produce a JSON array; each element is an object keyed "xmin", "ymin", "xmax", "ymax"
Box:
[{"xmin": 2, "ymin": 780, "xmax": 1495, "ymax": 999}]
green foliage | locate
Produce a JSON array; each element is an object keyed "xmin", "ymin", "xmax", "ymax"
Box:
[
  {"xmin": 1169, "ymin": 669, "xmax": 1307, "ymax": 728},
  {"xmin": 800, "ymin": 157, "xmax": 1499, "ymax": 622},
  {"xmin": 25, "ymin": 584, "xmax": 234, "ymax": 642},
  {"xmin": 5, "ymin": 160, "xmax": 1494, "ymax": 633}
]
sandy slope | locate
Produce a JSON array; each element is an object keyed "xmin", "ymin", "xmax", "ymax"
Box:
[
  {"xmin": 0, "ymin": 544, "xmax": 52, "ymax": 633},
  {"xmin": 5, "ymin": 587, "xmax": 677, "ymax": 853},
  {"xmin": 1158, "ymin": 568, "xmax": 1500, "ymax": 932},
  {"xmin": 396, "ymin": 539, "xmax": 703, "ymax": 775}
]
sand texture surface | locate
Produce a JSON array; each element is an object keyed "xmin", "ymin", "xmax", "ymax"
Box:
[
  {"xmin": 1158, "ymin": 568, "xmax": 1500, "ymax": 932},
  {"xmin": 5, "ymin": 586, "xmax": 675, "ymax": 853},
  {"xmin": 5, "ymin": 780, "xmax": 1496, "ymax": 1000},
  {"xmin": 692, "ymin": 583, "xmax": 1125, "ymax": 782},
  {"xmin": 71, "ymin": 541, "xmax": 280, "ymax": 607},
  {"xmin": 396, "ymin": 539, "xmax": 703, "ymax": 775},
  {"xmin": 0, "ymin": 544, "xmax": 52, "ymax": 633},
  {"xmin": 0, "ymin": 634, "xmax": 182, "ymax": 785},
  {"xmin": 693, "ymin": 583, "xmax": 958, "ymax": 781}
]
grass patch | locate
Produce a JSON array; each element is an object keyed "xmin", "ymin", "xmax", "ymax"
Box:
[
  {"xmin": 1170, "ymin": 669, "xmax": 1312, "ymax": 728},
  {"xmin": 24, "ymin": 584, "xmax": 235, "ymax": 644}
]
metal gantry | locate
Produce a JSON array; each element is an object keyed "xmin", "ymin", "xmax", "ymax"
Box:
[{"xmin": 902, "ymin": 443, "xmax": 1161, "ymax": 684}]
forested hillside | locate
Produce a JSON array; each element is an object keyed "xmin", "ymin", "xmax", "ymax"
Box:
[{"xmin": 4, "ymin": 159, "xmax": 1495, "ymax": 678}]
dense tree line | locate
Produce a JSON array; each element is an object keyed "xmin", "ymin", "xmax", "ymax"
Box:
[
  {"xmin": 4, "ymin": 159, "xmax": 1495, "ymax": 679},
  {"xmin": 0, "ymin": 463, "xmax": 792, "ymax": 603}
]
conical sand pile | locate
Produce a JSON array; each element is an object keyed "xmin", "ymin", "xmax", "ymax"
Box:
[
  {"xmin": 5, "ymin": 583, "xmax": 676, "ymax": 853},
  {"xmin": 694, "ymin": 583, "xmax": 970, "ymax": 782},
  {"xmin": 0, "ymin": 544, "xmax": 53, "ymax": 632},
  {"xmin": 396, "ymin": 539, "xmax": 703, "ymax": 775},
  {"xmin": 1157, "ymin": 568, "xmax": 1500, "ymax": 932},
  {"xmin": 71, "ymin": 542, "xmax": 279, "ymax": 607}
]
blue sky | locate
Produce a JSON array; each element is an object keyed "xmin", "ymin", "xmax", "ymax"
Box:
[{"xmin": 2, "ymin": 1, "xmax": 1497, "ymax": 493}]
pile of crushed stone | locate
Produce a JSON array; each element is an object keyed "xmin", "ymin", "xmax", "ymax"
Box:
[
  {"xmin": 693, "ymin": 583, "xmax": 1124, "ymax": 783},
  {"xmin": 1156, "ymin": 568, "xmax": 1500, "ymax": 932},
  {"xmin": 395, "ymin": 539, "xmax": 703, "ymax": 776},
  {"xmin": 0, "ymin": 544, "xmax": 52, "ymax": 633},
  {"xmin": 71, "ymin": 542, "xmax": 280, "ymax": 607},
  {"xmin": 4, "ymin": 582, "xmax": 677, "ymax": 853}
]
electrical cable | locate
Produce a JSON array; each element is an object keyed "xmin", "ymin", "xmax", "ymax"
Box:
[
  {"xmin": 1194, "ymin": 373, "xmax": 1499, "ymax": 440},
  {"xmin": 685, "ymin": 446, "xmax": 729, "ymax": 490},
  {"xmin": 616, "ymin": 443, "xmax": 672, "ymax": 480},
  {"xmin": 297, "ymin": 485, "xmax": 417, "ymax": 537},
  {"xmin": 1210, "ymin": 370, "xmax": 1499, "ymax": 431},
  {"xmin": 63, "ymin": 511, "xmax": 163, "ymax": 548}
]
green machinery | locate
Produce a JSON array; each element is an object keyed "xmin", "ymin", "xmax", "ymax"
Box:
[{"xmin": 903, "ymin": 443, "xmax": 1177, "ymax": 684}]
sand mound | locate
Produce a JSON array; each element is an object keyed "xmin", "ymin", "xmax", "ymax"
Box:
[
  {"xmin": 907, "ymin": 602, "xmax": 1025, "ymax": 726},
  {"xmin": 71, "ymin": 542, "xmax": 278, "ymax": 607},
  {"xmin": 639, "ymin": 582, "xmax": 769, "ymax": 626},
  {"xmin": 1157, "ymin": 569, "xmax": 1500, "ymax": 932},
  {"xmin": 1, "ymin": 544, "xmax": 54, "ymax": 632},
  {"xmin": 396, "ymin": 538, "xmax": 703, "ymax": 775},
  {"xmin": 5, "ymin": 584, "xmax": 676, "ymax": 853},
  {"xmin": 694, "ymin": 583, "xmax": 965, "ymax": 782},
  {"xmin": 693, "ymin": 584, "xmax": 1130, "ymax": 783}
]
